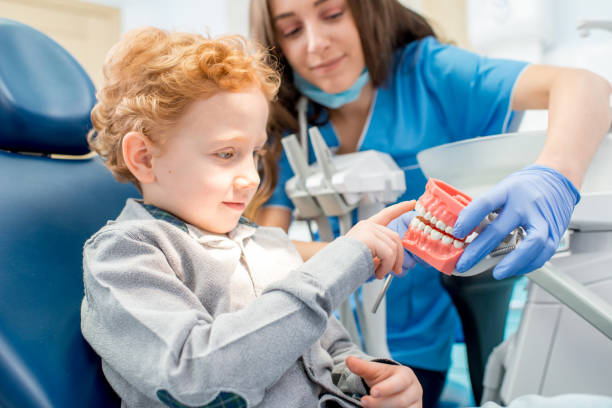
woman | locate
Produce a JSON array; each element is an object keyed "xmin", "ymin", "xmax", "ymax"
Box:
[{"xmin": 248, "ymin": 0, "xmax": 611, "ymax": 406}]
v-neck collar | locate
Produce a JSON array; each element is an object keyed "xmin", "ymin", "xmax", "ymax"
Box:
[{"xmin": 320, "ymin": 89, "xmax": 378, "ymax": 153}]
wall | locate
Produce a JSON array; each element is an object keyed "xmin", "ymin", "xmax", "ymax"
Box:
[
  {"xmin": 81, "ymin": 0, "xmax": 612, "ymax": 130},
  {"xmin": 467, "ymin": 0, "xmax": 612, "ymax": 130},
  {"xmin": 0, "ymin": 0, "xmax": 120, "ymax": 87},
  {"xmin": 86, "ymin": 0, "xmax": 247, "ymax": 36}
]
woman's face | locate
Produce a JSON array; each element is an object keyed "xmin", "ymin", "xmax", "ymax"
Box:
[{"xmin": 270, "ymin": 0, "xmax": 365, "ymax": 94}]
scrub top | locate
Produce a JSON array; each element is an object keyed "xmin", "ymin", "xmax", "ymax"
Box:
[{"xmin": 265, "ymin": 36, "xmax": 528, "ymax": 371}]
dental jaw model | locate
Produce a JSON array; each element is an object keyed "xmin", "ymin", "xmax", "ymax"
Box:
[
  {"xmin": 371, "ymin": 178, "xmax": 523, "ymax": 314},
  {"xmin": 405, "ymin": 178, "xmax": 471, "ymax": 275},
  {"xmin": 403, "ymin": 178, "xmax": 523, "ymax": 277}
]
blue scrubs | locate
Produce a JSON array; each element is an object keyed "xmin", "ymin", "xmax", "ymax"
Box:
[{"xmin": 265, "ymin": 36, "xmax": 528, "ymax": 372}]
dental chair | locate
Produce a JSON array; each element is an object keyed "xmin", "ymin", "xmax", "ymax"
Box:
[{"xmin": 0, "ymin": 18, "xmax": 138, "ymax": 407}]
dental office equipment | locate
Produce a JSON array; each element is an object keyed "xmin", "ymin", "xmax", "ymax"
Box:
[
  {"xmin": 283, "ymin": 126, "xmax": 406, "ymax": 357},
  {"xmin": 577, "ymin": 19, "xmax": 612, "ymax": 37},
  {"xmin": 419, "ymin": 130, "xmax": 612, "ymax": 402}
]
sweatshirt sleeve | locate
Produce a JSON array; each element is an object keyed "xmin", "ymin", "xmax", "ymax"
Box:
[
  {"xmin": 320, "ymin": 317, "xmax": 400, "ymax": 396},
  {"xmin": 81, "ymin": 228, "xmax": 373, "ymax": 407},
  {"xmin": 321, "ymin": 317, "xmax": 371, "ymax": 396}
]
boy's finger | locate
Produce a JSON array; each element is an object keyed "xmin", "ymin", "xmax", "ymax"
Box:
[
  {"xmin": 376, "ymin": 224, "xmax": 404, "ymax": 275},
  {"xmin": 368, "ymin": 200, "xmax": 416, "ymax": 226},
  {"xmin": 345, "ymin": 356, "xmax": 388, "ymax": 385},
  {"xmin": 373, "ymin": 256, "xmax": 381, "ymax": 270},
  {"xmin": 372, "ymin": 226, "xmax": 401, "ymax": 277},
  {"xmin": 370, "ymin": 367, "xmax": 417, "ymax": 397},
  {"xmin": 380, "ymin": 224, "xmax": 404, "ymax": 275},
  {"xmin": 362, "ymin": 387, "xmax": 422, "ymax": 408}
]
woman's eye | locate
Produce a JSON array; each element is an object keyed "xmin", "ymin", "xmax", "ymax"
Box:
[
  {"xmin": 324, "ymin": 9, "xmax": 344, "ymax": 20},
  {"xmin": 282, "ymin": 26, "xmax": 301, "ymax": 38}
]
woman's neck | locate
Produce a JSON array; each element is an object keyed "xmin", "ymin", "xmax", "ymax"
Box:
[{"xmin": 328, "ymin": 82, "xmax": 375, "ymax": 154}]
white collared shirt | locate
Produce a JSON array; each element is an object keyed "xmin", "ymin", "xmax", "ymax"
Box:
[{"xmin": 186, "ymin": 221, "xmax": 303, "ymax": 311}]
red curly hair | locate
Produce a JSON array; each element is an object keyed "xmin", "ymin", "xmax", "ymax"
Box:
[{"xmin": 88, "ymin": 27, "xmax": 280, "ymax": 217}]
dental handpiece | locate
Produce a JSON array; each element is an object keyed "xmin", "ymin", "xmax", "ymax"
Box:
[{"xmin": 371, "ymin": 274, "xmax": 394, "ymax": 314}]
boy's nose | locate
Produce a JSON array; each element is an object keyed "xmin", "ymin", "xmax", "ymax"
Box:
[{"xmin": 234, "ymin": 162, "xmax": 260, "ymax": 190}]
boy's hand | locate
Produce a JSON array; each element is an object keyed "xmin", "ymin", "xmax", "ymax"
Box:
[
  {"xmin": 346, "ymin": 201, "xmax": 416, "ymax": 279},
  {"xmin": 385, "ymin": 211, "xmax": 420, "ymax": 276},
  {"xmin": 346, "ymin": 356, "xmax": 422, "ymax": 408}
]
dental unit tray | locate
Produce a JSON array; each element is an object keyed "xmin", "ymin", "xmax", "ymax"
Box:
[
  {"xmin": 283, "ymin": 126, "xmax": 406, "ymax": 358},
  {"xmin": 403, "ymin": 178, "xmax": 523, "ymax": 277},
  {"xmin": 284, "ymin": 127, "xmax": 406, "ymax": 221}
]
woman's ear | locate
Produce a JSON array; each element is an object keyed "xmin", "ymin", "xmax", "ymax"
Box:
[{"xmin": 122, "ymin": 131, "xmax": 156, "ymax": 184}]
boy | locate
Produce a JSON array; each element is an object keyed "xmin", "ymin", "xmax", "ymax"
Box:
[{"xmin": 81, "ymin": 27, "xmax": 421, "ymax": 408}]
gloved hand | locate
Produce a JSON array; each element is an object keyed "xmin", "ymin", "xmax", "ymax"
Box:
[
  {"xmin": 386, "ymin": 210, "xmax": 420, "ymax": 276},
  {"xmin": 453, "ymin": 165, "xmax": 580, "ymax": 279}
]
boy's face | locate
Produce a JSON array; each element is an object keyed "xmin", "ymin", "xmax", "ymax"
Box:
[{"xmin": 147, "ymin": 88, "xmax": 269, "ymax": 234}]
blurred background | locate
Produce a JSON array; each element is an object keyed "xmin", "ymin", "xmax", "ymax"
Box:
[
  {"xmin": 2, "ymin": 2, "xmax": 611, "ymax": 82},
  {"xmin": 2, "ymin": 0, "xmax": 612, "ymax": 129}
]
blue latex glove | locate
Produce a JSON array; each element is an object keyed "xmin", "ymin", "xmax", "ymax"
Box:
[
  {"xmin": 453, "ymin": 165, "xmax": 580, "ymax": 279},
  {"xmin": 386, "ymin": 210, "xmax": 422, "ymax": 276}
]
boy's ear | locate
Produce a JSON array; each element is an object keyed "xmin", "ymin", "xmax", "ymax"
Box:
[{"xmin": 122, "ymin": 131, "xmax": 156, "ymax": 184}]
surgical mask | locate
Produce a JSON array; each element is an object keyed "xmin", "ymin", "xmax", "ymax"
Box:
[{"xmin": 293, "ymin": 68, "xmax": 370, "ymax": 109}]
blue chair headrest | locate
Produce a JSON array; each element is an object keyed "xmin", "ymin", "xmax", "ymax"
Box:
[{"xmin": 0, "ymin": 18, "xmax": 96, "ymax": 155}]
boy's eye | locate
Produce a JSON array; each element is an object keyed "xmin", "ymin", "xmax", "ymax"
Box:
[
  {"xmin": 217, "ymin": 151, "xmax": 234, "ymax": 160},
  {"xmin": 253, "ymin": 148, "xmax": 266, "ymax": 164}
]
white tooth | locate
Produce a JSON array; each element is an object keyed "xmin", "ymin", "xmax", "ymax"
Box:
[
  {"xmin": 436, "ymin": 220, "xmax": 447, "ymax": 230},
  {"xmin": 424, "ymin": 225, "xmax": 432, "ymax": 234},
  {"xmin": 430, "ymin": 230, "xmax": 442, "ymax": 240},
  {"xmin": 424, "ymin": 212, "xmax": 432, "ymax": 220},
  {"xmin": 445, "ymin": 226, "xmax": 453, "ymax": 235},
  {"xmin": 410, "ymin": 217, "xmax": 419, "ymax": 228},
  {"xmin": 417, "ymin": 221, "xmax": 425, "ymax": 231},
  {"xmin": 442, "ymin": 235, "xmax": 452, "ymax": 245},
  {"xmin": 453, "ymin": 240, "xmax": 464, "ymax": 248},
  {"xmin": 430, "ymin": 216, "xmax": 437, "ymax": 224},
  {"xmin": 416, "ymin": 202, "xmax": 425, "ymax": 216},
  {"xmin": 465, "ymin": 232, "xmax": 478, "ymax": 243}
]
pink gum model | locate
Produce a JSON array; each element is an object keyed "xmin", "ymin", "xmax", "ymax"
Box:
[{"xmin": 403, "ymin": 178, "xmax": 472, "ymax": 275}]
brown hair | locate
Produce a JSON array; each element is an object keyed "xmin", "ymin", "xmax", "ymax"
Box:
[
  {"xmin": 88, "ymin": 27, "xmax": 280, "ymax": 218},
  {"xmin": 249, "ymin": 0, "xmax": 436, "ymax": 206}
]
